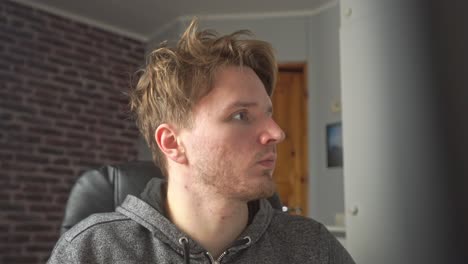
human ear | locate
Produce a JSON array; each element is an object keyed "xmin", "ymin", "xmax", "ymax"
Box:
[{"xmin": 154, "ymin": 124, "xmax": 187, "ymax": 164}]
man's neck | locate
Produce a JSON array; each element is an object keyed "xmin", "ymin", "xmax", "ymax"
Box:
[{"xmin": 165, "ymin": 180, "xmax": 249, "ymax": 258}]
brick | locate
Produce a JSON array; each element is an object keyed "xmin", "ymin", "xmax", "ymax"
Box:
[
  {"xmin": 0, "ymin": 191, "xmax": 11, "ymax": 200},
  {"xmin": 0, "ymin": 100, "xmax": 35, "ymax": 115},
  {"xmin": 28, "ymin": 97, "xmax": 62, "ymax": 110},
  {"xmin": 61, "ymin": 95, "xmax": 89, "ymax": 105},
  {"xmin": 8, "ymin": 134, "xmax": 41, "ymax": 144},
  {"xmin": 13, "ymin": 65, "xmax": 48, "ymax": 79},
  {"xmin": 33, "ymin": 234, "xmax": 58, "ymax": 243},
  {"xmin": 45, "ymin": 213, "xmax": 63, "ymax": 222},
  {"xmin": 2, "ymin": 255, "xmax": 38, "ymax": 264},
  {"xmin": 109, "ymin": 96, "xmax": 130, "ymax": 106},
  {"xmin": 75, "ymin": 45, "xmax": 103, "ymax": 59},
  {"xmin": 107, "ymin": 69, "xmax": 130, "ymax": 80},
  {"xmin": 65, "ymin": 131, "xmax": 95, "ymax": 142},
  {"xmin": 17, "ymin": 39, "xmax": 51, "ymax": 53},
  {"xmin": 6, "ymin": 2, "xmax": 43, "ymax": 23},
  {"xmin": 100, "ymin": 138, "xmax": 133, "ymax": 146},
  {"xmin": 2, "ymin": 161, "xmax": 35, "ymax": 172},
  {"xmin": 55, "ymin": 120, "xmax": 82, "ymax": 130},
  {"xmin": 37, "ymin": 35, "xmax": 72, "ymax": 50},
  {"xmin": 17, "ymin": 193, "xmax": 49, "ymax": 202},
  {"xmin": 87, "ymin": 125, "xmax": 116, "ymax": 135},
  {"xmin": 100, "ymin": 119, "xmax": 125, "ymax": 129},
  {"xmin": 62, "ymin": 69, "xmax": 79, "ymax": 78},
  {"xmin": 26, "ymin": 245, "xmax": 55, "ymax": 254},
  {"xmin": 74, "ymin": 89, "xmax": 103, "ymax": 100},
  {"xmin": 29, "ymin": 204, "xmax": 62, "ymax": 213},
  {"xmin": 52, "ymin": 158, "xmax": 70, "ymax": 166},
  {"xmin": 0, "ymin": 90, "xmax": 22, "ymax": 101},
  {"xmin": 0, "ymin": 25, "xmax": 33, "ymax": 40},
  {"xmin": 6, "ymin": 84, "xmax": 31, "ymax": 95},
  {"xmin": 22, "ymin": 183, "xmax": 47, "ymax": 193},
  {"xmin": 42, "ymin": 167, "xmax": 73, "ymax": 176},
  {"xmin": 72, "ymin": 159, "xmax": 101, "ymax": 168},
  {"xmin": 47, "ymin": 55, "xmax": 73, "ymax": 67},
  {"xmin": 49, "ymin": 185, "xmax": 71, "ymax": 194},
  {"xmin": 64, "ymin": 105, "xmax": 81, "ymax": 114},
  {"xmin": 0, "ymin": 60, "xmax": 10, "ymax": 71},
  {"xmin": 5, "ymin": 234, "xmax": 30, "ymax": 243},
  {"xmin": 17, "ymin": 115, "xmax": 52, "ymax": 126},
  {"xmin": 76, "ymin": 115, "xmax": 97, "ymax": 125},
  {"xmin": 0, "ymin": 122, "xmax": 22, "ymax": 132},
  {"xmin": 0, "ymin": 201, "xmax": 25, "ymax": 212},
  {"xmin": 26, "ymin": 59, "xmax": 59, "ymax": 73},
  {"xmin": 28, "ymin": 22, "xmax": 56, "ymax": 36},
  {"xmin": 9, "ymin": 46, "xmax": 47, "ymax": 60},
  {"xmin": 63, "ymin": 31, "xmax": 93, "ymax": 47},
  {"xmin": 82, "ymin": 72, "xmax": 110, "ymax": 84},
  {"xmin": 48, "ymin": 20, "xmax": 79, "ymax": 34},
  {"xmin": 46, "ymin": 138, "xmax": 82, "ymax": 149},
  {"xmin": 0, "ymin": 71, "xmax": 22, "ymax": 84},
  {"xmin": 15, "ymin": 223, "xmax": 52, "ymax": 232},
  {"xmin": 15, "ymin": 154, "xmax": 48, "ymax": 164},
  {"xmin": 0, "ymin": 112, "xmax": 13, "ymax": 120},
  {"xmin": 1, "ymin": 144, "xmax": 35, "ymax": 155},
  {"xmin": 0, "ymin": 244, "xmax": 16, "ymax": 255},
  {"xmin": 55, "ymin": 49, "xmax": 91, "ymax": 64},
  {"xmin": 40, "ymin": 109, "xmax": 72, "ymax": 120},
  {"xmin": 74, "ymin": 61, "xmax": 103, "ymax": 73},
  {"xmin": 0, "ymin": 31, "xmax": 16, "ymax": 44},
  {"xmin": 16, "ymin": 175, "xmax": 59, "ymax": 185},
  {"xmin": 28, "ymin": 79, "xmax": 69, "ymax": 93},
  {"xmin": 28, "ymin": 126, "xmax": 63, "ymax": 137},
  {"xmin": 53, "ymin": 194, "xmax": 68, "ymax": 204},
  {"xmin": 68, "ymin": 150, "xmax": 95, "ymax": 159},
  {"xmin": 34, "ymin": 90, "xmax": 57, "ymax": 100},
  {"xmin": 105, "ymin": 37, "xmax": 131, "ymax": 50},
  {"xmin": 37, "ymin": 147, "xmax": 64, "ymax": 155},
  {"xmin": 2, "ymin": 53, "xmax": 24, "ymax": 65},
  {"xmin": 0, "ymin": 224, "xmax": 9, "ymax": 233}
]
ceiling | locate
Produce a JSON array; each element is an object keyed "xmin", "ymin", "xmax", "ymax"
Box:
[{"xmin": 12, "ymin": 0, "xmax": 330, "ymax": 41}]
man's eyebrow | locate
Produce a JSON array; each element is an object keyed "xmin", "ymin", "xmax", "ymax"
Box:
[
  {"xmin": 225, "ymin": 101, "xmax": 258, "ymax": 109},
  {"xmin": 224, "ymin": 101, "xmax": 273, "ymax": 113}
]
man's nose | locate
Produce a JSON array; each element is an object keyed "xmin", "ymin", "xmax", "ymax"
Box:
[{"xmin": 260, "ymin": 118, "xmax": 285, "ymax": 145}]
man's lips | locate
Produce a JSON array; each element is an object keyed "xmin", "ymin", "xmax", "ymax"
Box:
[{"xmin": 257, "ymin": 155, "xmax": 277, "ymax": 168}]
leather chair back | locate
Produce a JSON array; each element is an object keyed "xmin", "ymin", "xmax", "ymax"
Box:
[{"xmin": 61, "ymin": 161, "xmax": 283, "ymax": 234}]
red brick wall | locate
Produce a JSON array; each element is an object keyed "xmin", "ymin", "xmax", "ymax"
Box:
[{"xmin": 0, "ymin": 1, "xmax": 145, "ymax": 263}]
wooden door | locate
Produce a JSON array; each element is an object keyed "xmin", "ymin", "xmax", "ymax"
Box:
[{"xmin": 272, "ymin": 64, "xmax": 308, "ymax": 216}]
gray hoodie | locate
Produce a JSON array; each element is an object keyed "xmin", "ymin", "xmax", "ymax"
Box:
[{"xmin": 48, "ymin": 178, "xmax": 355, "ymax": 263}]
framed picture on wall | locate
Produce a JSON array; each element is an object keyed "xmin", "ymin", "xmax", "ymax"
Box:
[{"xmin": 326, "ymin": 122, "xmax": 343, "ymax": 168}]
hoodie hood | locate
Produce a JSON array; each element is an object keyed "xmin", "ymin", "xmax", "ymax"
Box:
[{"xmin": 116, "ymin": 177, "xmax": 274, "ymax": 261}]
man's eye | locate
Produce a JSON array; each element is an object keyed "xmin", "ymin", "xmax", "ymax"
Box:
[{"xmin": 232, "ymin": 112, "xmax": 249, "ymax": 121}]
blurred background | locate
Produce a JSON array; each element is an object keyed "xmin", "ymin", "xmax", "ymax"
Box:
[{"xmin": 1, "ymin": 0, "xmax": 467, "ymax": 263}]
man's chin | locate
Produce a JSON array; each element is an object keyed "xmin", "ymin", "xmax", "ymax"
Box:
[{"xmin": 244, "ymin": 180, "xmax": 276, "ymax": 202}]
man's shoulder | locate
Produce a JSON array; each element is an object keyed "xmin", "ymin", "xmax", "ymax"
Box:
[
  {"xmin": 270, "ymin": 211, "xmax": 325, "ymax": 234},
  {"xmin": 64, "ymin": 212, "xmax": 133, "ymax": 242},
  {"xmin": 267, "ymin": 212, "xmax": 355, "ymax": 264}
]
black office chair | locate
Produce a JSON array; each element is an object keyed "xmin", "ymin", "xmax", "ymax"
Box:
[{"xmin": 61, "ymin": 161, "xmax": 283, "ymax": 234}]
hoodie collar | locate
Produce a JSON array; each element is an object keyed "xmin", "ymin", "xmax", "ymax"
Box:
[{"xmin": 117, "ymin": 177, "xmax": 274, "ymax": 257}]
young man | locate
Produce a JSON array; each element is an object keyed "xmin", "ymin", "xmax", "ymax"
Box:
[{"xmin": 48, "ymin": 19, "xmax": 355, "ymax": 264}]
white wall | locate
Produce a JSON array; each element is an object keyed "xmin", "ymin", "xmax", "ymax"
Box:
[{"xmin": 143, "ymin": 0, "xmax": 345, "ymax": 227}]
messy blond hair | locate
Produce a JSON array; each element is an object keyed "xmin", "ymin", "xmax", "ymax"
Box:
[{"xmin": 130, "ymin": 18, "xmax": 277, "ymax": 176}]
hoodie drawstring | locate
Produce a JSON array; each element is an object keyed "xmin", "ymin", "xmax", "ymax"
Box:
[{"xmin": 179, "ymin": 237, "xmax": 190, "ymax": 264}]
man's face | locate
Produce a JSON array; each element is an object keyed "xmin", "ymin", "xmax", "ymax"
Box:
[{"xmin": 180, "ymin": 66, "xmax": 285, "ymax": 201}]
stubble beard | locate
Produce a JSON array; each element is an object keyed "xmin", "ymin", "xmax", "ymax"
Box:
[{"xmin": 193, "ymin": 156, "xmax": 276, "ymax": 202}]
